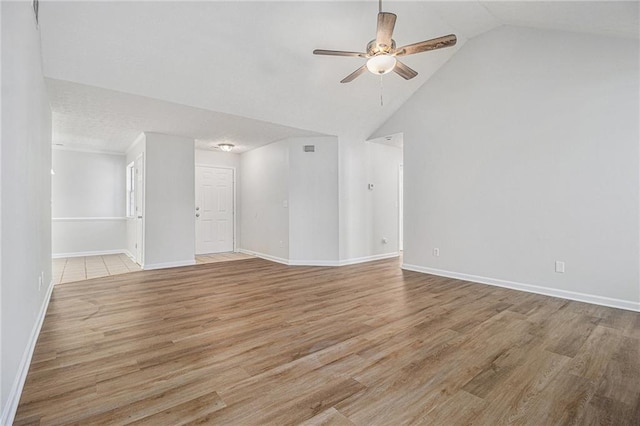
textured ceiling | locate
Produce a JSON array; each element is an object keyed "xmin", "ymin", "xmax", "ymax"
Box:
[
  {"xmin": 39, "ymin": 1, "xmax": 639, "ymax": 153},
  {"xmin": 47, "ymin": 78, "xmax": 323, "ymax": 153}
]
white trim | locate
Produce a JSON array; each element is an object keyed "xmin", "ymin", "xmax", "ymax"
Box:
[
  {"xmin": 402, "ymin": 263, "xmax": 640, "ymax": 313},
  {"xmin": 52, "ymin": 217, "xmax": 127, "ymax": 222},
  {"xmin": 123, "ymin": 250, "xmax": 135, "ymax": 262},
  {"xmin": 1, "ymin": 279, "xmax": 55, "ymax": 426},
  {"xmin": 194, "ymin": 163, "xmax": 237, "ymax": 168},
  {"xmin": 338, "ymin": 252, "xmax": 399, "ymax": 266},
  {"xmin": 52, "ymin": 144, "xmax": 125, "ymax": 156},
  {"xmin": 134, "ymin": 152, "xmax": 145, "ymax": 265},
  {"xmin": 52, "ymin": 249, "xmax": 127, "ymax": 259},
  {"xmin": 238, "ymin": 249, "xmax": 289, "ymax": 266},
  {"xmin": 398, "ymin": 163, "xmax": 403, "ymax": 252},
  {"xmin": 238, "ymin": 249, "xmax": 399, "ymax": 267},
  {"xmin": 142, "ymin": 259, "xmax": 196, "ymax": 270},
  {"xmin": 289, "ymin": 259, "xmax": 341, "ymax": 267}
]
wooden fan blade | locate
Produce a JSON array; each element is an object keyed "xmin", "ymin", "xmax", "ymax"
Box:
[
  {"xmin": 394, "ymin": 34, "xmax": 457, "ymax": 57},
  {"xmin": 340, "ymin": 65, "xmax": 367, "ymax": 83},
  {"xmin": 376, "ymin": 12, "xmax": 397, "ymax": 51},
  {"xmin": 393, "ymin": 60, "xmax": 418, "ymax": 80},
  {"xmin": 313, "ymin": 49, "xmax": 367, "ymax": 58}
]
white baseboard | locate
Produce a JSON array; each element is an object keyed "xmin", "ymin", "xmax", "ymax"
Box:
[
  {"xmin": 122, "ymin": 250, "xmax": 135, "ymax": 262},
  {"xmin": 238, "ymin": 249, "xmax": 289, "ymax": 265},
  {"xmin": 289, "ymin": 259, "xmax": 341, "ymax": 266},
  {"xmin": 238, "ymin": 249, "xmax": 399, "ymax": 267},
  {"xmin": 402, "ymin": 263, "xmax": 640, "ymax": 312},
  {"xmin": 338, "ymin": 252, "xmax": 399, "ymax": 266},
  {"xmin": 1, "ymin": 279, "xmax": 55, "ymax": 425},
  {"xmin": 142, "ymin": 259, "xmax": 196, "ymax": 270},
  {"xmin": 52, "ymin": 216, "xmax": 127, "ymax": 222},
  {"xmin": 52, "ymin": 249, "xmax": 127, "ymax": 259}
]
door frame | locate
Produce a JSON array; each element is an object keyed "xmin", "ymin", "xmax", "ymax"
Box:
[
  {"xmin": 135, "ymin": 153, "xmax": 145, "ymax": 265},
  {"xmin": 398, "ymin": 163, "xmax": 403, "ymax": 252},
  {"xmin": 194, "ymin": 164, "xmax": 237, "ymax": 253}
]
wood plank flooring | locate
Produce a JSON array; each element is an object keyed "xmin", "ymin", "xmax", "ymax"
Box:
[{"xmin": 15, "ymin": 258, "xmax": 640, "ymax": 425}]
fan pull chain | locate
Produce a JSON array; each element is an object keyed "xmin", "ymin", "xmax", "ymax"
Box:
[{"xmin": 380, "ymin": 75, "xmax": 384, "ymax": 107}]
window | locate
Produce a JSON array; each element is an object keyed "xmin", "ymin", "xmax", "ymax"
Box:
[{"xmin": 126, "ymin": 162, "xmax": 135, "ymax": 217}]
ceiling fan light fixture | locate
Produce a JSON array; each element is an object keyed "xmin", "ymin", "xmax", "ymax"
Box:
[
  {"xmin": 312, "ymin": 4, "xmax": 456, "ymax": 84},
  {"xmin": 366, "ymin": 54, "xmax": 397, "ymax": 75},
  {"xmin": 218, "ymin": 143, "xmax": 235, "ymax": 152}
]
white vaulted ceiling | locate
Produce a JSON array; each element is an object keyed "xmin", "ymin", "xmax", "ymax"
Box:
[{"xmin": 39, "ymin": 1, "xmax": 639, "ymax": 152}]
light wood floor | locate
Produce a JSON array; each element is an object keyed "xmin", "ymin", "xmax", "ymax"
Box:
[{"xmin": 16, "ymin": 258, "xmax": 640, "ymax": 425}]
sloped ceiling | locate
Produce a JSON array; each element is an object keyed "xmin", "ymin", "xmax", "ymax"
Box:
[
  {"xmin": 39, "ymin": 1, "xmax": 638, "ymax": 152},
  {"xmin": 47, "ymin": 78, "xmax": 325, "ymax": 153}
]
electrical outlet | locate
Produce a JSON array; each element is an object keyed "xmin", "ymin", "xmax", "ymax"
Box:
[
  {"xmin": 555, "ymin": 261, "xmax": 565, "ymax": 273},
  {"xmin": 433, "ymin": 248, "xmax": 440, "ymax": 257}
]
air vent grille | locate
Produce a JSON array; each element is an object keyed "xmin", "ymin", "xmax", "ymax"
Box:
[{"xmin": 303, "ymin": 145, "xmax": 315, "ymax": 152}]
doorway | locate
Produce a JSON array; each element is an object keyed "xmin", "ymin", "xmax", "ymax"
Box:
[{"xmin": 195, "ymin": 166, "xmax": 235, "ymax": 254}]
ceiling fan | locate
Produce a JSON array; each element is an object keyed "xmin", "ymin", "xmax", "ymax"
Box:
[{"xmin": 313, "ymin": 1, "xmax": 457, "ymax": 83}]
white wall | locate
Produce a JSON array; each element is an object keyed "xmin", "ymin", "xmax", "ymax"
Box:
[
  {"xmin": 338, "ymin": 135, "xmax": 402, "ymax": 262},
  {"xmin": 289, "ymin": 136, "xmax": 339, "ymax": 263},
  {"xmin": 52, "ymin": 220, "xmax": 126, "ymax": 256},
  {"xmin": 367, "ymin": 141, "xmax": 402, "ymax": 256},
  {"xmin": 195, "ymin": 148, "xmax": 240, "ymax": 170},
  {"xmin": 1, "ymin": 1, "xmax": 53, "ymax": 422},
  {"xmin": 338, "ymin": 134, "xmax": 369, "ymax": 261},
  {"xmin": 240, "ymin": 140, "xmax": 290, "ymax": 261},
  {"xmin": 52, "ymin": 149, "xmax": 125, "ymax": 217},
  {"xmin": 51, "ymin": 149, "xmax": 126, "ymax": 256},
  {"xmin": 240, "ymin": 137, "xmax": 340, "ymax": 264},
  {"xmin": 373, "ymin": 26, "xmax": 640, "ymax": 310},
  {"xmin": 143, "ymin": 133, "xmax": 195, "ymax": 268}
]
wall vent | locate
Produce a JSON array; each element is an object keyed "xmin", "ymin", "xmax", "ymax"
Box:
[{"xmin": 303, "ymin": 145, "xmax": 315, "ymax": 152}]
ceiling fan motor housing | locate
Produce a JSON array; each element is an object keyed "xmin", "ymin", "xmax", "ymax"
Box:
[{"xmin": 367, "ymin": 39, "xmax": 396, "ymax": 56}]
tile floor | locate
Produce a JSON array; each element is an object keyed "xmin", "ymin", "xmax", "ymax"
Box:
[
  {"xmin": 195, "ymin": 251, "xmax": 255, "ymax": 264},
  {"xmin": 53, "ymin": 252, "xmax": 255, "ymax": 284},
  {"xmin": 53, "ymin": 254, "xmax": 141, "ymax": 284}
]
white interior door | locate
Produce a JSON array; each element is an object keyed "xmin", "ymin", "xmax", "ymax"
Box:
[
  {"xmin": 196, "ymin": 166, "xmax": 234, "ymax": 254},
  {"xmin": 135, "ymin": 154, "xmax": 144, "ymax": 265}
]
